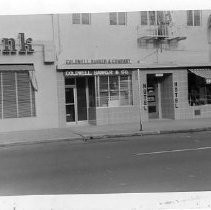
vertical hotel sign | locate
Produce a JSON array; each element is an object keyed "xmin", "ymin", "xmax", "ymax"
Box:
[
  {"xmin": 174, "ymin": 82, "xmax": 178, "ymax": 108},
  {"xmin": 0, "ymin": 33, "xmax": 34, "ymax": 55}
]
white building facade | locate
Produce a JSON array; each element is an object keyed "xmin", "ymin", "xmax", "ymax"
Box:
[
  {"xmin": 0, "ymin": 11, "xmax": 210, "ymax": 132},
  {"xmin": 0, "ymin": 15, "xmax": 58, "ymax": 132},
  {"xmin": 54, "ymin": 10, "xmax": 211, "ymax": 127}
]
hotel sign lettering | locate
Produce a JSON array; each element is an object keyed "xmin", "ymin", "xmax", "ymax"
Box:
[
  {"xmin": 1, "ymin": 33, "xmax": 34, "ymax": 55},
  {"xmin": 174, "ymin": 82, "xmax": 179, "ymax": 108},
  {"xmin": 66, "ymin": 59, "xmax": 131, "ymax": 65},
  {"xmin": 65, "ymin": 70, "xmax": 130, "ymax": 77}
]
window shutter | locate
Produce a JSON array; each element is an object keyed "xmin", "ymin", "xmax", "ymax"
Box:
[
  {"xmin": 2, "ymin": 72, "xmax": 17, "ymax": 118},
  {"xmin": 17, "ymin": 72, "xmax": 32, "ymax": 117}
]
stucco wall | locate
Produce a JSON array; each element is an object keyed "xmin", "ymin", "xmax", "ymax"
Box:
[
  {"xmin": 56, "ymin": 10, "xmax": 211, "ymax": 68},
  {"xmin": 0, "ymin": 15, "xmax": 59, "ymax": 132}
]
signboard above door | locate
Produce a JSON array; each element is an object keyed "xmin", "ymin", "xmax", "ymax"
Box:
[{"xmin": 65, "ymin": 70, "xmax": 131, "ymax": 77}]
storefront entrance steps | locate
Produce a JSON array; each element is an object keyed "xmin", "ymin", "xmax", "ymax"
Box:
[{"xmin": 0, "ymin": 118, "xmax": 211, "ymax": 147}]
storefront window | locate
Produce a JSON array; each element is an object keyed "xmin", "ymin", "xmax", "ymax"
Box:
[
  {"xmin": 0, "ymin": 71, "xmax": 36, "ymax": 119},
  {"xmin": 96, "ymin": 75, "xmax": 132, "ymax": 107},
  {"xmin": 188, "ymin": 71, "xmax": 211, "ymax": 106}
]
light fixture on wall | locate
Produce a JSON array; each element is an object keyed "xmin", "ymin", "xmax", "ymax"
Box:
[{"xmin": 155, "ymin": 73, "xmax": 164, "ymax": 77}]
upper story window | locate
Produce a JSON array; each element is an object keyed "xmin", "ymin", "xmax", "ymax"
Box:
[
  {"xmin": 109, "ymin": 12, "xmax": 127, "ymax": 25},
  {"xmin": 187, "ymin": 10, "xmax": 201, "ymax": 26},
  {"xmin": 140, "ymin": 11, "xmax": 172, "ymax": 26},
  {"xmin": 72, "ymin": 13, "xmax": 91, "ymax": 25}
]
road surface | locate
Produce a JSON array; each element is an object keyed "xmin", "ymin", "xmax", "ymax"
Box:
[{"xmin": 0, "ymin": 131, "xmax": 211, "ymax": 195}]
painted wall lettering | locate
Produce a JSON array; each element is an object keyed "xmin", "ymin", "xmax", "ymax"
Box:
[
  {"xmin": 65, "ymin": 59, "xmax": 131, "ymax": 65},
  {"xmin": 143, "ymin": 83, "xmax": 148, "ymax": 110},
  {"xmin": 174, "ymin": 81, "xmax": 179, "ymax": 108},
  {"xmin": 1, "ymin": 33, "xmax": 34, "ymax": 55}
]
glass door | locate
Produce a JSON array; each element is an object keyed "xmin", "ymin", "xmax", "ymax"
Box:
[
  {"xmin": 76, "ymin": 77, "xmax": 87, "ymax": 121},
  {"xmin": 147, "ymin": 74, "xmax": 159, "ymax": 119},
  {"xmin": 65, "ymin": 77, "xmax": 94, "ymax": 124},
  {"xmin": 65, "ymin": 86, "xmax": 76, "ymax": 122}
]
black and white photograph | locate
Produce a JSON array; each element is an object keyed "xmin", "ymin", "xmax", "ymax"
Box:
[{"xmin": 0, "ymin": 0, "xmax": 211, "ymax": 209}]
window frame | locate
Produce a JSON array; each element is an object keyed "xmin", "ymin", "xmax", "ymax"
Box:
[
  {"xmin": 140, "ymin": 11, "xmax": 171, "ymax": 26},
  {"xmin": 72, "ymin": 13, "xmax": 91, "ymax": 25},
  {"xmin": 188, "ymin": 71, "xmax": 211, "ymax": 106},
  {"xmin": 96, "ymin": 75, "xmax": 133, "ymax": 107},
  {"xmin": 187, "ymin": 10, "xmax": 201, "ymax": 26},
  {"xmin": 109, "ymin": 12, "xmax": 127, "ymax": 25}
]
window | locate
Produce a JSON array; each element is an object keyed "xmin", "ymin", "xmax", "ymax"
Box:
[
  {"xmin": 157, "ymin": 11, "xmax": 165, "ymax": 25},
  {"xmin": 149, "ymin": 11, "xmax": 156, "ymax": 25},
  {"xmin": 0, "ymin": 71, "xmax": 36, "ymax": 119},
  {"xmin": 82, "ymin": 13, "xmax": 90, "ymax": 24},
  {"xmin": 109, "ymin": 12, "xmax": 127, "ymax": 25},
  {"xmin": 118, "ymin": 12, "xmax": 126, "ymax": 25},
  {"xmin": 140, "ymin": 11, "xmax": 171, "ymax": 26},
  {"xmin": 96, "ymin": 75, "xmax": 132, "ymax": 107},
  {"xmin": 187, "ymin": 10, "xmax": 201, "ymax": 26},
  {"xmin": 72, "ymin": 13, "xmax": 80, "ymax": 24},
  {"xmin": 188, "ymin": 71, "xmax": 211, "ymax": 106},
  {"xmin": 72, "ymin": 13, "xmax": 91, "ymax": 25},
  {"xmin": 141, "ymin": 11, "xmax": 147, "ymax": 25}
]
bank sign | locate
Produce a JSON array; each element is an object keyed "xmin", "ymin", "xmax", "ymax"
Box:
[{"xmin": 0, "ymin": 33, "xmax": 34, "ymax": 55}]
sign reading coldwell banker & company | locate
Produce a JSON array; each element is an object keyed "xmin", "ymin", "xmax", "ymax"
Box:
[{"xmin": 65, "ymin": 59, "xmax": 131, "ymax": 65}]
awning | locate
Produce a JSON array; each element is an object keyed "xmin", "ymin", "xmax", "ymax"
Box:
[
  {"xmin": 29, "ymin": 71, "xmax": 38, "ymax": 91},
  {"xmin": 0, "ymin": 64, "xmax": 38, "ymax": 91},
  {"xmin": 188, "ymin": 68, "xmax": 211, "ymax": 84},
  {"xmin": 0, "ymin": 64, "xmax": 34, "ymax": 71}
]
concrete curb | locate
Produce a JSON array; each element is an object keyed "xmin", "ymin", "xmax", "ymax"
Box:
[
  {"xmin": 83, "ymin": 127, "xmax": 211, "ymax": 141},
  {"xmin": 83, "ymin": 130, "xmax": 160, "ymax": 141},
  {"xmin": 0, "ymin": 127, "xmax": 211, "ymax": 148},
  {"xmin": 0, "ymin": 137, "xmax": 83, "ymax": 148},
  {"xmin": 159, "ymin": 127, "xmax": 211, "ymax": 134}
]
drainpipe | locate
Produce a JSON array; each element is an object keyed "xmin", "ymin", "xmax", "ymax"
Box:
[{"xmin": 137, "ymin": 69, "xmax": 143, "ymax": 131}]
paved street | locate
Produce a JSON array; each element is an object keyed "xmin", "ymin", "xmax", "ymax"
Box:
[{"xmin": 1, "ymin": 131, "xmax": 211, "ymax": 195}]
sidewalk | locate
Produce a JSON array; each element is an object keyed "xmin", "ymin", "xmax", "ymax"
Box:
[{"xmin": 0, "ymin": 118, "xmax": 211, "ymax": 147}]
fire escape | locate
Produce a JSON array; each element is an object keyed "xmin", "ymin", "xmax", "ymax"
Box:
[{"xmin": 137, "ymin": 11, "xmax": 187, "ymax": 53}]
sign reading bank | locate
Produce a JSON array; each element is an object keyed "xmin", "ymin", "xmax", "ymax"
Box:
[{"xmin": 1, "ymin": 33, "xmax": 34, "ymax": 55}]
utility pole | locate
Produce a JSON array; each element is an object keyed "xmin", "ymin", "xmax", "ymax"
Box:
[{"xmin": 137, "ymin": 69, "xmax": 143, "ymax": 131}]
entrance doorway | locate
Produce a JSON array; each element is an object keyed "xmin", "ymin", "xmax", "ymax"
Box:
[
  {"xmin": 65, "ymin": 86, "xmax": 76, "ymax": 122},
  {"xmin": 65, "ymin": 77, "xmax": 95, "ymax": 124},
  {"xmin": 147, "ymin": 73, "xmax": 175, "ymax": 120}
]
